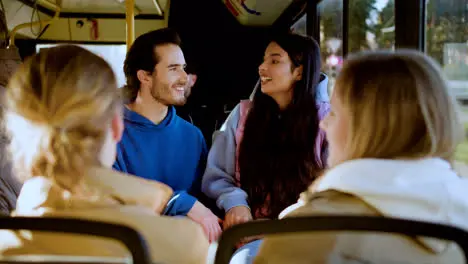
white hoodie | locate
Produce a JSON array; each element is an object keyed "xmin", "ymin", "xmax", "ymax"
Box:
[{"xmin": 310, "ymin": 158, "xmax": 468, "ymax": 253}]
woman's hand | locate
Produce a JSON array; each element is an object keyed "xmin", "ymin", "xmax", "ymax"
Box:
[{"xmin": 223, "ymin": 206, "xmax": 253, "ymax": 230}]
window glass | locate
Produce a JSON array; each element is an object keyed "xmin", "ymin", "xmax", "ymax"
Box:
[
  {"xmin": 348, "ymin": 0, "xmax": 395, "ymax": 53},
  {"xmin": 319, "ymin": 0, "xmax": 343, "ymax": 95},
  {"xmin": 426, "ymin": 0, "xmax": 468, "ymax": 176},
  {"xmin": 319, "ymin": 0, "xmax": 395, "ymax": 94}
]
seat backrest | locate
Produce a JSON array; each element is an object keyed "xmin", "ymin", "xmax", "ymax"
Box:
[
  {"xmin": 214, "ymin": 215, "xmax": 468, "ymax": 264},
  {"xmin": 0, "ymin": 255, "xmax": 130, "ymax": 264},
  {"xmin": 0, "ymin": 216, "xmax": 152, "ymax": 264}
]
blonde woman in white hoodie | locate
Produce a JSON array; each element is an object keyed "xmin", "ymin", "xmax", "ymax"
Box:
[{"xmin": 253, "ymin": 50, "xmax": 468, "ymax": 264}]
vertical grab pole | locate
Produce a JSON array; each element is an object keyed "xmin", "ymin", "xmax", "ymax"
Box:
[{"xmin": 126, "ymin": 0, "xmax": 135, "ymax": 51}]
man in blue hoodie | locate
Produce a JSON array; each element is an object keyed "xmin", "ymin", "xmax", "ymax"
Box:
[{"xmin": 113, "ymin": 28, "xmax": 222, "ymax": 242}]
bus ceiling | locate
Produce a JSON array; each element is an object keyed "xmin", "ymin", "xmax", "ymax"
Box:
[
  {"xmin": 2, "ymin": 0, "xmax": 303, "ymax": 46},
  {"xmin": 2, "ymin": 0, "xmax": 167, "ymax": 45},
  {"xmin": 221, "ymin": 0, "xmax": 295, "ymax": 26}
]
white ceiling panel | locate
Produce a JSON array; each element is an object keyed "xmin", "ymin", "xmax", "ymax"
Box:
[
  {"xmin": 40, "ymin": 0, "xmax": 167, "ymax": 15},
  {"xmin": 222, "ymin": 0, "xmax": 294, "ymax": 26}
]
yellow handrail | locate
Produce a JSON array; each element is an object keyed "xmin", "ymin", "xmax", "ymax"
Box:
[
  {"xmin": 9, "ymin": 4, "xmax": 61, "ymax": 47},
  {"xmin": 126, "ymin": 0, "xmax": 135, "ymax": 51},
  {"xmin": 163, "ymin": 0, "xmax": 170, "ymax": 27},
  {"xmin": 150, "ymin": 0, "xmax": 163, "ymax": 16}
]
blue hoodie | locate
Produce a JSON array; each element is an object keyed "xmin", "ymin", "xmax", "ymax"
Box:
[{"xmin": 113, "ymin": 106, "xmax": 207, "ymax": 216}]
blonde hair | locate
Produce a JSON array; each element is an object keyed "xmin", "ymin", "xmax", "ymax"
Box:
[
  {"xmin": 334, "ymin": 49, "xmax": 463, "ymax": 163},
  {"xmin": 5, "ymin": 45, "xmax": 121, "ymax": 190}
]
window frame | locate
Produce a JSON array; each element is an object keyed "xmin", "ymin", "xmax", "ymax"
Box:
[{"xmin": 309, "ymin": 0, "xmax": 426, "ymax": 53}]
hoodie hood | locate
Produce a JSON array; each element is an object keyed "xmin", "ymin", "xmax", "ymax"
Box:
[
  {"xmin": 13, "ymin": 167, "xmax": 173, "ymax": 216},
  {"xmin": 315, "ymin": 73, "xmax": 329, "ymax": 102},
  {"xmin": 123, "ymin": 106, "xmax": 175, "ymax": 130},
  {"xmin": 313, "ymin": 158, "xmax": 468, "ymax": 253}
]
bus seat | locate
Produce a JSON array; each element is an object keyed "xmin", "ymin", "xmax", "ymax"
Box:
[
  {"xmin": 0, "ymin": 216, "xmax": 152, "ymax": 264},
  {"xmin": 212, "ymin": 215, "xmax": 468, "ymax": 264}
]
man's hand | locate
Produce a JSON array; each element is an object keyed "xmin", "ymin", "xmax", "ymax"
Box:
[
  {"xmin": 187, "ymin": 201, "xmax": 222, "ymax": 243},
  {"xmin": 223, "ymin": 206, "xmax": 252, "ymax": 230}
]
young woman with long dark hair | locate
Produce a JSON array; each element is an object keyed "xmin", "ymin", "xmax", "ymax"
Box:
[{"xmin": 202, "ymin": 32, "xmax": 330, "ymax": 229}]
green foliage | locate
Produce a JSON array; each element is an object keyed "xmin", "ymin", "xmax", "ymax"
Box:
[
  {"xmin": 373, "ymin": 0, "xmax": 395, "ymax": 49},
  {"xmin": 348, "ymin": 0, "xmax": 377, "ymax": 52}
]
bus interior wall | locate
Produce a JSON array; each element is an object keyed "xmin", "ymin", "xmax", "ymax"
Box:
[{"xmin": 169, "ymin": 0, "xmax": 271, "ymax": 146}]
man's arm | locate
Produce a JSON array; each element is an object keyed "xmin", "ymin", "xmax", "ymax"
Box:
[
  {"xmin": 162, "ymin": 131, "xmax": 208, "ymax": 216},
  {"xmin": 182, "ymin": 132, "xmax": 222, "ymax": 242},
  {"xmin": 163, "ymin": 190, "xmax": 197, "ymax": 216}
]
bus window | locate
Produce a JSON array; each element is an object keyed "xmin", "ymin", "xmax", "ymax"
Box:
[
  {"xmin": 36, "ymin": 44, "xmax": 127, "ymax": 88},
  {"xmin": 349, "ymin": 0, "xmax": 395, "ymax": 53},
  {"xmin": 319, "ymin": 0, "xmax": 343, "ymax": 95},
  {"xmin": 319, "ymin": 0, "xmax": 396, "ymax": 95},
  {"xmin": 425, "ymin": 0, "xmax": 468, "ymax": 175}
]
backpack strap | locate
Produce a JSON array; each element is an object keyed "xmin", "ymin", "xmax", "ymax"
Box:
[
  {"xmin": 234, "ymin": 99, "xmax": 252, "ymax": 186},
  {"xmin": 315, "ymin": 101, "xmax": 331, "ymax": 169}
]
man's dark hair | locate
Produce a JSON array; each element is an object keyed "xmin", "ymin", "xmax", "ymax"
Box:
[{"xmin": 122, "ymin": 28, "xmax": 181, "ymax": 103}]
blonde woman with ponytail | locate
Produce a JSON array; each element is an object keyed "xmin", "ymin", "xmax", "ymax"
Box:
[{"xmin": 0, "ymin": 45, "xmax": 209, "ymax": 264}]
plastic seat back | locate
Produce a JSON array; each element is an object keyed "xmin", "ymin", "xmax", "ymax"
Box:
[
  {"xmin": 0, "ymin": 216, "xmax": 152, "ymax": 264},
  {"xmin": 214, "ymin": 215, "xmax": 468, "ymax": 264}
]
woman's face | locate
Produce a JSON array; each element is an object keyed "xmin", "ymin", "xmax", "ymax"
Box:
[
  {"xmin": 320, "ymin": 92, "xmax": 350, "ymax": 167},
  {"xmin": 258, "ymin": 42, "xmax": 302, "ymax": 108}
]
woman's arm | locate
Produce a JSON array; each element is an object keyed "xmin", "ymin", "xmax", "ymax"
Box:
[{"xmin": 201, "ymin": 104, "xmax": 250, "ymax": 213}]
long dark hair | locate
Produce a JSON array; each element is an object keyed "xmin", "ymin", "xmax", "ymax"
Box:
[{"xmin": 238, "ymin": 32, "xmax": 325, "ymax": 219}]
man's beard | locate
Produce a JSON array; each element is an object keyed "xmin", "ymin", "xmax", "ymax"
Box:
[{"xmin": 150, "ymin": 83, "xmax": 190, "ymax": 106}]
